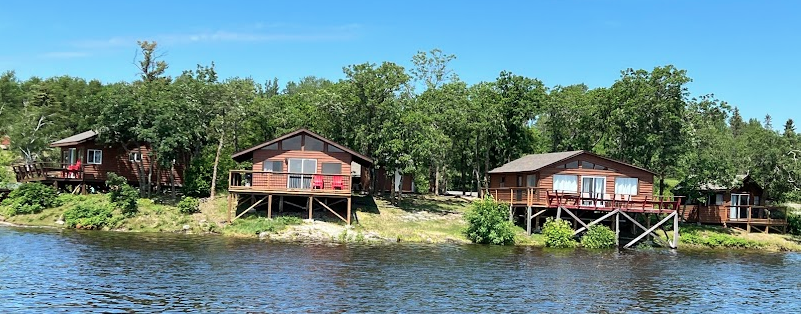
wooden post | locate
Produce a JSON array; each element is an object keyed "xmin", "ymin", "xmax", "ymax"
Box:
[
  {"xmin": 526, "ymin": 206, "xmax": 532, "ymax": 235},
  {"xmin": 556, "ymin": 206, "xmax": 562, "ymax": 220},
  {"xmin": 267, "ymin": 194, "xmax": 273, "ymax": 219},
  {"xmin": 80, "ymin": 182, "xmax": 86, "ymax": 195},
  {"xmin": 509, "ymin": 205, "xmax": 513, "ymax": 222},
  {"xmin": 673, "ymin": 210, "xmax": 679, "ymax": 249},
  {"xmin": 615, "ymin": 212, "xmax": 620, "ymax": 246},
  {"xmin": 347, "ymin": 197, "xmax": 352, "ymax": 225},
  {"xmin": 279, "ymin": 196, "xmax": 284, "ymax": 213},
  {"xmin": 308, "ymin": 196, "xmax": 313, "ymax": 220},
  {"xmin": 227, "ymin": 193, "xmax": 232, "ymax": 223}
]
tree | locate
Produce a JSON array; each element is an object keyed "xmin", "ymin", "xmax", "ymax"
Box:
[{"xmin": 784, "ymin": 119, "xmax": 796, "ymax": 138}]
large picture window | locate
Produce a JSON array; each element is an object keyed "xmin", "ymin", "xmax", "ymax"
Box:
[
  {"xmin": 553, "ymin": 174, "xmax": 578, "ymax": 193},
  {"xmin": 281, "ymin": 136, "xmax": 302, "ymax": 151},
  {"xmin": 305, "ymin": 136, "xmax": 324, "ymax": 151},
  {"xmin": 614, "ymin": 178, "xmax": 638, "ymax": 195},
  {"xmin": 87, "ymin": 149, "xmax": 102, "ymax": 165},
  {"xmin": 287, "ymin": 158, "xmax": 317, "ymax": 189}
]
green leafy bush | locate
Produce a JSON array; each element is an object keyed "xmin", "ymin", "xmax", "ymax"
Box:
[
  {"xmin": 64, "ymin": 202, "xmax": 119, "ymax": 230},
  {"xmin": 182, "ymin": 148, "xmax": 238, "ymax": 197},
  {"xmin": 580, "ymin": 225, "xmax": 616, "ymax": 249},
  {"xmin": 224, "ymin": 216, "xmax": 303, "ymax": 236},
  {"xmin": 542, "ymin": 217, "xmax": 578, "ymax": 248},
  {"xmin": 679, "ymin": 226, "xmax": 764, "ymax": 249},
  {"xmin": 1, "ymin": 182, "xmax": 61, "ymax": 216},
  {"xmin": 106, "ymin": 173, "xmax": 138, "ymax": 216},
  {"xmin": 788, "ymin": 212, "xmax": 800, "ymax": 236},
  {"xmin": 463, "ymin": 197, "xmax": 515, "ymax": 245},
  {"xmin": 178, "ymin": 196, "xmax": 200, "ymax": 214}
]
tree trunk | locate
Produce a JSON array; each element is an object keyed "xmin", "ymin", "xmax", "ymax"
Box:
[
  {"xmin": 169, "ymin": 163, "xmax": 176, "ymax": 199},
  {"xmin": 210, "ymin": 129, "xmax": 225, "ymax": 199},
  {"xmin": 659, "ymin": 176, "xmax": 665, "ymax": 196},
  {"xmin": 434, "ymin": 165, "xmax": 440, "ymax": 195}
]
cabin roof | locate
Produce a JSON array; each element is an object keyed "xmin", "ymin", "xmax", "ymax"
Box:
[
  {"xmin": 232, "ymin": 128, "xmax": 374, "ymax": 166},
  {"xmin": 488, "ymin": 150, "xmax": 655, "ymax": 175},
  {"xmin": 50, "ymin": 130, "xmax": 97, "ymax": 147}
]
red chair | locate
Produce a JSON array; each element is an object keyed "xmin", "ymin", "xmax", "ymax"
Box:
[
  {"xmin": 312, "ymin": 175, "xmax": 324, "ymax": 189},
  {"xmin": 73, "ymin": 160, "xmax": 82, "ymax": 178},
  {"xmin": 332, "ymin": 176, "xmax": 344, "ymax": 190}
]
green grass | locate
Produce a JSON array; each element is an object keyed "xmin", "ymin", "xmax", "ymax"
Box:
[
  {"xmin": 665, "ymin": 224, "xmax": 801, "ymax": 251},
  {"xmin": 222, "ymin": 216, "xmax": 303, "ymax": 237}
]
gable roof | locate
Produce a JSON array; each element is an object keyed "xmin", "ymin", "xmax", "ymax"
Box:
[
  {"xmin": 488, "ymin": 150, "xmax": 655, "ymax": 175},
  {"xmin": 232, "ymin": 128, "xmax": 373, "ymax": 166},
  {"xmin": 50, "ymin": 130, "xmax": 98, "ymax": 147}
]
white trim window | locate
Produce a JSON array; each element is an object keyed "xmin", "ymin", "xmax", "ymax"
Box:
[
  {"xmin": 129, "ymin": 152, "xmax": 142, "ymax": 163},
  {"xmin": 614, "ymin": 178, "xmax": 638, "ymax": 195},
  {"xmin": 87, "ymin": 149, "xmax": 102, "ymax": 165},
  {"xmin": 553, "ymin": 174, "xmax": 578, "ymax": 193}
]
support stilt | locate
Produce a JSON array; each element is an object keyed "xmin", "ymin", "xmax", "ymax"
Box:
[
  {"xmin": 572, "ymin": 210, "xmax": 618, "ymax": 235},
  {"xmin": 673, "ymin": 210, "xmax": 679, "ymax": 248},
  {"xmin": 308, "ymin": 196, "xmax": 313, "ymax": 220},
  {"xmin": 526, "ymin": 206, "xmax": 532, "ymax": 235},
  {"xmin": 279, "ymin": 196, "xmax": 284, "ymax": 213},
  {"xmin": 556, "ymin": 206, "xmax": 562, "ymax": 220},
  {"xmin": 615, "ymin": 212, "xmax": 620, "ymax": 246},
  {"xmin": 624, "ymin": 212, "xmax": 676, "ymax": 249},
  {"xmin": 347, "ymin": 197, "xmax": 352, "ymax": 225},
  {"xmin": 267, "ymin": 194, "xmax": 273, "ymax": 219},
  {"xmin": 234, "ymin": 195, "xmax": 268, "ymax": 220}
]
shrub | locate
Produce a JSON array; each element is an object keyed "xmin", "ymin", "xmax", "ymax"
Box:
[
  {"xmin": 542, "ymin": 217, "xmax": 578, "ymax": 248},
  {"xmin": 106, "ymin": 173, "xmax": 139, "ymax": 216},
  {"xmin": 463, "ymin": 197, "xmax": 516, "ymax": 245},
  {"xmin": 1, "ymin": 182, "xmax": 61, "ymax": 216},
  {"xmin": 788, "ymin": 212, "xmax": 801, "ymax": 236},
  {"xmin": 178, "ymin": 196, "xmax": 200, "ymax": 214},
  {"xmin": 64, "ymin": 202, "xmax": 119, "ymax": 230},
  {"xmin": 580, "ymin": 225, "xmax": 616, "ymax": 249}
]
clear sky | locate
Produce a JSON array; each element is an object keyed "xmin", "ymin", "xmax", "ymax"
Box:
[{"xmin": 2, "ymin": 0, "xmax": 799, "ymax": 126}]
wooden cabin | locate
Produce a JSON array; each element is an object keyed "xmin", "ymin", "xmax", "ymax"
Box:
[
  {"xmin": 487, "ymin": 151, "xmax": 683, "ymax": 248},
  {"xmin": 229, "ymin": 129, "xmax": 373, "ymax": 224},
  {"xmin": 12, "ymin": 130, "xmax": 183, "ymax": 192},
  {"xmin": 679, "ymin": 175, "xmax": 787, "ymax": 233},
  {"xmin": 369, "ymin": 168, "xmax": 415, "ymax": 193}
]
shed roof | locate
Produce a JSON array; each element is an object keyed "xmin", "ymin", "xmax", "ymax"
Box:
[
  {"xmin": 232, "ymin": 128, "xmax": 373, "ymax": 166},
  {"xmin": 50, "ymin": 130, "xmax": 97, "ymax": 147},
  {"xmin": 488, "ymin": 150, "xmax": 655, "ymax": 174}
]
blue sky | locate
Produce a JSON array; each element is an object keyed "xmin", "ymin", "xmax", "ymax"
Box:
[{"xmin": 2, "ymin": 0, "xmax": 799, "ymax": 126}]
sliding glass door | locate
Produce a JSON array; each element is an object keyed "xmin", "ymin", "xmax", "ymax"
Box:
[
  {"xmin": 581, "ymin": 176, "xmax": 606, "ymax": 206},
  {"xmin": 287, "ymin": 158, "xmax": 317, "ymax": 189},
  {"xmin": 730, "ymin": 194, "xmax": 750, "ymax": 220}
]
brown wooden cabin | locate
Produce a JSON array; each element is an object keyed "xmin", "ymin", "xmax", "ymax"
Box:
[
  {"xmin": 12, "ymin": 130, "xmax": 183, "ymax": 192},
  {"xmin": 368, "ymin": 168, "xmax": 415, "ymax": 193},
  {"xmin": 680, "ymin": 175, "xmax": 787, "ymax": 233},
  {"xmin": 229, "ymin": 129, "xmax": 373, "ymax": 224},
  {"xmin": 487, "ymin": 151, "xmax": 682, "ymax": 247}
]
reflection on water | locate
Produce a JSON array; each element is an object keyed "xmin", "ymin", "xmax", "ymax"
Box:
[{"xmin": 1, "ymin": 226, "xmax": 799, "ymax": 313}]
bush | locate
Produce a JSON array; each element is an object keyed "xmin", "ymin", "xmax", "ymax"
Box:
[
  {"xmin": 64, "ymin": 202, "xmax": 119, "ymax": 230},
  {"xmin": 1, "ymin": 182, "xmax": 61, "ymax": 216},
  {"xmin": 580, "ymin": 225, "xmax": 616, "ymax": 249},
  {"xmin": 542, "ymin": 217, "xmax": 578, "ymax": 248},
  {"xmin": 178, "ymin": 196, "xmax": 200, "ymax": 214},
  {"xmin": 463, "ymin": 197, "xmax": 516, "ymax": 245},
  {"xmin": 788, "ymin": 212, "xmax": 801, "ymax": 236},
  {"xmin": 106, "ymin": 173, "xmax": 139, "ymax": 216}
]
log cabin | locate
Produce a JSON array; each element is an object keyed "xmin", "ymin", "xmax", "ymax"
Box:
[
  {"xmin": 12, "ymin": 130, "xmax": 184, "ymax": 192},
  {"xmin": 229, "ymin": 129, "xmax": 373, "ymax": 224},
  {"xmin": 487, "ymin": 150, "xmax": 682, "ymax": 248},
  {"xmin": 679, "ymin": 175, "xmax": 787, "ymax": 233}
]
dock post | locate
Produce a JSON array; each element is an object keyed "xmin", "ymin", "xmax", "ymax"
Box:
[
  {"xmin": 347, "ymin": 197, "xmax": 352, "ymax": 225},
  {"xmin": 673, "ymin": 211, "xmax": 679, "ymax": 249},
  {"xmin": 526, "ymin": 206, "xmax": 532, "ymax": 235},
  {"xmin": 615, "ymin": 212, "xmax": 620, "ymax": 246},
  {"xmin": 267, "ymin": 194, "xmax": 273, "ymax": 219},
  {"xmin": 308, "ymin": 196, "xmax": 313, "ymax": 220}
]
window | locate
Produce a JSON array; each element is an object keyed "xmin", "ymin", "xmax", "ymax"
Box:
[
  {"xmin": 129, "ymin": 152, "xmax": 142, "ymax": 163},
  {"xmin": 558, "ymin": 161, "xmax": 579, "ymax": 169},
  {"xmin": 500, "ymin": 176, "xmax": 505, "ymax": 188},
  {"xmin": 517, "ymin": 176, "xmax": 523, "ymax": 187},
  {"xmin": 327, "ymin": 145, "xmax": 343, "ymax": 153},
  {"xmin": 581, "ymin": 161, "xmax": 608, "ymax": 170},
  {"xmin": 287, "ymin": 158, "xmax": 317, "ymax": 189},
  {"xmin": 262, "ymin": 160, "xmax": 283, "ymax": 172},
  {"xmin": 305, "ymin": 136, "xmax": 324, "ymax": 151},
  {"xmin": 553, "ymin": 174, "xmax": 578, "ymax": 193},
  {"xmin": 714, "ymin": 193, "xmax": 724, "ymax": 205},
  {"xmin": 615, "ymin": 178, "xmax": 638, "ymax": 195},
  {"xmin": 526, "ymin": 174, "xmax": 537, "ymax": 187},
  {"xmin": 87, "ymin": 149, "xmax": 102, "ymax": 164},
  {"xmin": 281, "ymin": 136, "xmax": 302, "ymax": 150},
  {"xmin": 754, "ymin": 196, "xmax": 761, "ymax": 206},
  {"xmin": 263, "ymin": 143, "xmax": 278, "ymax": 150},
  {"xmin": 322, "ymin": 163, "xmax": 342, "ymax": 174}
]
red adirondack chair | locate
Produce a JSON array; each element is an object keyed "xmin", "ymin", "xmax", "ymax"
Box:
[
  {"xmin": 312, "ymin": 174, "xmax": 324, "ymax": 189},
  {"xmin": 332, "ymin": 176, "xmax": 344, "ymax": 190}
]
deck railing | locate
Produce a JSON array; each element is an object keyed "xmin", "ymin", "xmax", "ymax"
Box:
[
  {"xmin": 12, "ymin": 162, "xmax": 84, "ymax": 182},
  {"xmin": 485, "ymin": 187, "xmax": 542, "ymax": 206},
  {"xmin": 724, "ymin": 205, "xmax": 787, "ymax": 225},
  {"xmin": 544, "ymin": 191, "xmax": 682, "ymax": 213},
  {"xmin": 229, "ymin": 170, "xmax": 351, "ymax": 194}
]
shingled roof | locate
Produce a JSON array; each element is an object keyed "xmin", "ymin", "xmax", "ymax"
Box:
[
  {"xmin": 232, "ymin": 128, "xmax": 373, "ymax": 166},
  {"xmin": 488, "ymin": 150, "xmax": 655, "ymax": 174},
  {"xmin": 50, "ymin": 130, "xmax": 98, "ymax": 147}
]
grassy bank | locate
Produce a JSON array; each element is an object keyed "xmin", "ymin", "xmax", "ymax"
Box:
[{"xmin": 667, "ymin": 224, "xmax": 801, "ymax": 252}]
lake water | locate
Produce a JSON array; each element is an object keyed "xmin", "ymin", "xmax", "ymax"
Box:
[{"xmin": 1, "ymin": 226, "xmax": 799, "ymax": 313}]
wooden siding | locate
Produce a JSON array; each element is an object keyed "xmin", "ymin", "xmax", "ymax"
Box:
[
  {"xmin": 682, "ymin": 182, "xmax": 764, "ymax": 223},
  {"xmin": 60, "ymin": 140, "xmax": 183, "ymax": 186},
  {"xmin": 251, "ymin": 148, "xmax": 353, "ymax": 191},
  {"xmin": 489, "ymin": 153, "xmax": 655, "ymax": 205},
  {"xmin": 373, "ymin": 168, "xmax": 414, "ymax": 192}
]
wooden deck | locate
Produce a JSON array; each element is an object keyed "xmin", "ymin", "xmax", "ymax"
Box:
[
  {"xmin": 12, "ymin": 162, "xmax": 88, "ymax": 183},
  {"xmin": 683, "ymin": 205, "xmax": 788, "ymax": 233}
]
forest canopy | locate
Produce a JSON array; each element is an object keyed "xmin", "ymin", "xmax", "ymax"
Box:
[{"xmin": 0, "ymin": 42, "xmax": 799, "ymax": 201}]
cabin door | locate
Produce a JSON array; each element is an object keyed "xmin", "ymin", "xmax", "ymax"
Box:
[
  {"xmin": 581, "ymin": 176, "xmax": 606, "ymax": 206},
  {"xmin": 729, "ymin": 194, "xmax": 750, "ymax": 220},
  {"xmin": 287, "ymin": 158, "xmax": 317, "ymax": 189},
  {"xmin": 62, "ymin": 148, "xmax": 77, "ymax": 166}
]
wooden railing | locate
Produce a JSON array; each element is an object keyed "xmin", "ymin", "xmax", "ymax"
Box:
[
  {"xmin": 229, "ymin": 170, "xmax": 351, "ymax": 195},
  {"xmin": 545, "ymin": 191, "xmax": 682, "ymax": 213},
  {"xmin": 12, "ymin": 162, "xmax": 84, "ymax": 182},
  {"xmin": 485, "ymin": 187, "xmax": 542, "ymax": 206},
  {"xmin": 724, "ymin": 205, "xmax": 787, "ymax": 225}
]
